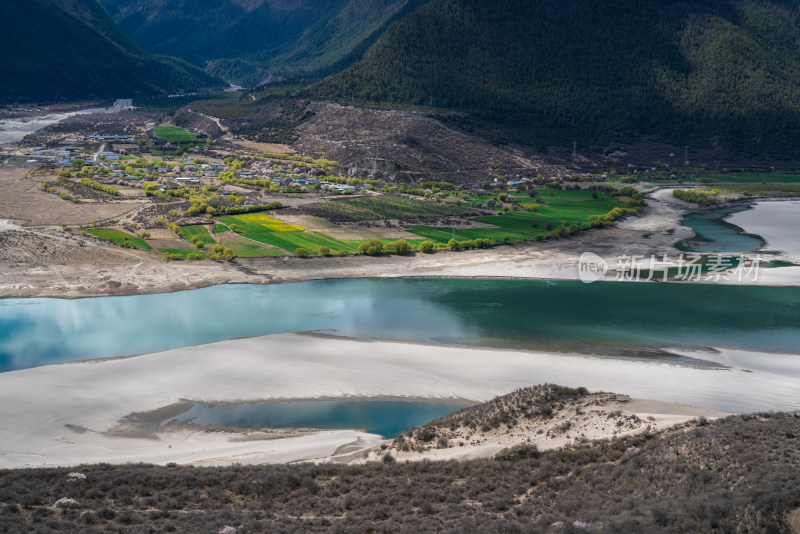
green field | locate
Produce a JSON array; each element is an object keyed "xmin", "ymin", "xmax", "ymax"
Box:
[
  {"xmin": 694, "ymin": 183, "xmax": 800, "ymax": 198},
  {"xmin": 86, "ymin": 229, "xmax": 152, "ymax": 250},
  {"xmin": 700, "ymin": 173, "xmax": 800, "ymax": 184},
  {"xmin": 218, "ymin": 214, "xmax": 422, "ymax": 254},
  {"xmin": 182, "ymin": 225, "xmax": 216, "ymax": 244},
  {"xmin": 305, "ymin": 195, "xmax": 465, "ymax": 221},
  {"xmin": 218, "ymin": 234, "xmax": 289, "ymax": 257},
  {"xmin": 409, "ymin": 189, "xmax": 622, "ymax": 244},
  {"xmin": 153, "ymin": 126, "xmax": 199, "ymax": 143}
]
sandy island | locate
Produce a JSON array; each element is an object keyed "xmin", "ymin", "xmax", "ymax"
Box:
[{"xmin": 2, "ymin": 332, "xmax": 797, "ymax": 469}]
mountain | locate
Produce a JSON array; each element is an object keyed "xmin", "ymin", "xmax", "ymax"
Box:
[
  {"xmin": 97, "ymin": 0, "xmax": 427, "ymax": 86},
  {"xmin": 308, "ymin": 0, "xmax": 800, "ymax": 158},
  {"xmin": 0, "ymin": 0, "xmax": 221, "ymax": 104}
]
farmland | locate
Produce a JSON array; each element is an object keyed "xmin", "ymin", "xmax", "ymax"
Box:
[
  {"xmin": 85, "ymin": 229, "xmax": 152, "ymax": 250},
  {"xmin": 219, "ymin": 212, "xmax": 359, "ymax": 254},
  {"xmin": 409, "ymin": 189, "xmax": 624, "ymax": 244},
  {"xmin": 302, "ymin": 194, "xmax": 467, "ymax": 221},
  {"xmin": 217, "ymin": 213, "xmax": 423, "ymax": 255},
  {"xmin": 152, "ymin": 126, "xmax": 199, "ymax": 143},
  {"xmin": 211, "ymin": 189, "xmax": 634, "ymax": 255},
  {"xmin": 181, "ymin": 225, "xmax": 216, "ymax": 244}
]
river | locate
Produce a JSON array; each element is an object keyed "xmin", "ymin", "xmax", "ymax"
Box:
[{"xmin": 0, "ymin": 100, "xmax": 134, "ymax": 145}]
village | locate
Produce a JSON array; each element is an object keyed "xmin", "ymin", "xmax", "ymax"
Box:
[{"xmin": 0, "ymin": 113, "xmax": 650, "ymax": 263}]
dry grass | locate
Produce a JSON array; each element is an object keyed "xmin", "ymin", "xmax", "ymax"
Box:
[
  {"xmin": 0, "ymin": 167, "xmax": 139, "ymax": 226},
  {"xmin": 0, "ymin": 409, "xmax": 797, "ymax": 533}
]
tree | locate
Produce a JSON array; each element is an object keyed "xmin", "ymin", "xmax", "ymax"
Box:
[
  {"xmin": 390, "ymin": 239, "xmax": 410, "ymax": 255},
  {"xmin": 419, "ymin": 240, "xmax": 435, "ymax": 253},
  {"xmin": 318, "ymin": 246, "xmax": 331, "ymax": 256},
  {"xmin": 358, "ymin": 240, "xmax": 384, "ymax": 256},
  {"xmin": 295, "ymin": 247, "xmax": 309, "ymax": 257}
]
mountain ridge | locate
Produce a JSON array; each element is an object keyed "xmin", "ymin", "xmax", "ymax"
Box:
[
  {"xmin": 307, "ymin": 0, "xmax": 800, "ymax": 158},
  {"xmin": 0, "ymin": 0, "xmax": 221, "ymax": 104}
]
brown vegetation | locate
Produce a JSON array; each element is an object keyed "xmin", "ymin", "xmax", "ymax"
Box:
[{"xmin": 0, "ymin": 409, "xmax": 797, "ymax": 533}]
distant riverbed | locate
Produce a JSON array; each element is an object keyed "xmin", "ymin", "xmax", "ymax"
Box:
[{"xmin": 0, "ymin": 101, "xmax": 134, "ymax": 145}]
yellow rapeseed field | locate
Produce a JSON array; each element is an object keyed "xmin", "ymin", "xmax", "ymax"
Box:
[{"xmin": 236, "ymin": 213, "xmax": 305, "ymax": 232}]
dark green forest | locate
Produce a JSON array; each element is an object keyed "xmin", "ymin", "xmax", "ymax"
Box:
[
  {"xmin": 308, "ymin": 0, "xmax": 800, "ymax": 157},
  {"xmin": 97, "ymin": 0, "xmax": 427, "ymax": 86},
  {"xmin": 0, "ymin": 0, "xmax": 220, "ymax": 104}
]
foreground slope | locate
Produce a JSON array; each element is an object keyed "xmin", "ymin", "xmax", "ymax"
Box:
[
  {"xmin": 0, "ymin": 392, "xmax": 797, "ymax": 532},
  {"xmin": 309, "ymin": 0, "xmax": 800, "ymax": 158},
  {"xmin": 0, "ymin": 0, "xmax": 220, "ymax": 103}
]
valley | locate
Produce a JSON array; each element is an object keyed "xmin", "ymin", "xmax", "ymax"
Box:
[{"xmin": 2, "ymin": 2, "xmax": 800, "ymax": 532}]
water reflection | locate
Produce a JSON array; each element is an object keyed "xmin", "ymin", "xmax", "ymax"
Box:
[
  {"xmin": 0, "ymin": 279, "xmax": 799, "ymax": 372},
  {"xmin": 164, "ymin": 400, "xmax": 471, "ymax": 438},
  {"xmin": 678, "ymin": 205, "xmax": 764, "ymax": 253}
]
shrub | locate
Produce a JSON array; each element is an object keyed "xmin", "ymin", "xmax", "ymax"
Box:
[
  {"xmin": 295, "ymin": 247, "xmax": 310, "ymax": 257},
  {"xmin": 419, "ymin": 240, "xmax": 435, "ymax": 253},
  {"xmin": 495, "ymin": 444, "xmax": 541, "ymax": 462}
]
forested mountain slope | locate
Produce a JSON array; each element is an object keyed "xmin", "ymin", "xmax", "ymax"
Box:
[
  {"xmin": 97, "ymin": 0, "xmax": 427, "ymax": 86},
  {"xmin": 308, "ymin": 0, "xmax": 800, "ymax": 157},
  {"xmin": 0, "ymin": 0, "xmax": 220, "ymax": 104}
]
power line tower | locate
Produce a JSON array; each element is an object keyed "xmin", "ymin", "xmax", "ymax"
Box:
[
  {"xmin": 572, "ymin": 141, "xmax": 577, "ymax": 159},
  {"xmin": 683, "ymin": 146, "xmax": 689, "ymax": 167}
]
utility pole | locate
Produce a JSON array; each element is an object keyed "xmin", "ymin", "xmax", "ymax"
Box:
[
  {"xmin": 684, "ymin": 146, "xmax": 689, "ymax": 167},
  {"xmin": 572, "ymin": 141, "xmax": 577, "ymax": 159},
  {"xmin": 429, "ymin": 96, "xmax": 433, "ymax": 114}
]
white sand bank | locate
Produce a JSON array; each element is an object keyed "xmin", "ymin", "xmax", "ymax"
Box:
[
  {"xmin": 727, "ymin": 200, "xmax": 800, "ymax": 258},
  {"xmin": 0, "ymin": 334, "xmax": 796, "ymax": 468}
]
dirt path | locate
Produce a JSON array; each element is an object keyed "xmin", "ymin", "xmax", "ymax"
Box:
[
  {"xmin": 187, "ymin": 110, "xmax": 295, "ymax": 154},
  {"xmin": 92, "ymin": 142, "xmax": 106, "ymax": 162}
]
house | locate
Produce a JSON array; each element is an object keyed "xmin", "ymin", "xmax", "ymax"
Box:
[{"xmin": 176, "ymin": 177, "xmax": 199, "ymax": 185}]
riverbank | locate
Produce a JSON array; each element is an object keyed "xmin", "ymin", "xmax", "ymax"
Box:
[
  {"xmin": 1, "ymin": 188, "xmax": 798, "ymax": 299},
  {"xmin": 1, "ymin": 332, "xmax": 796, "ymax": 469}
]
